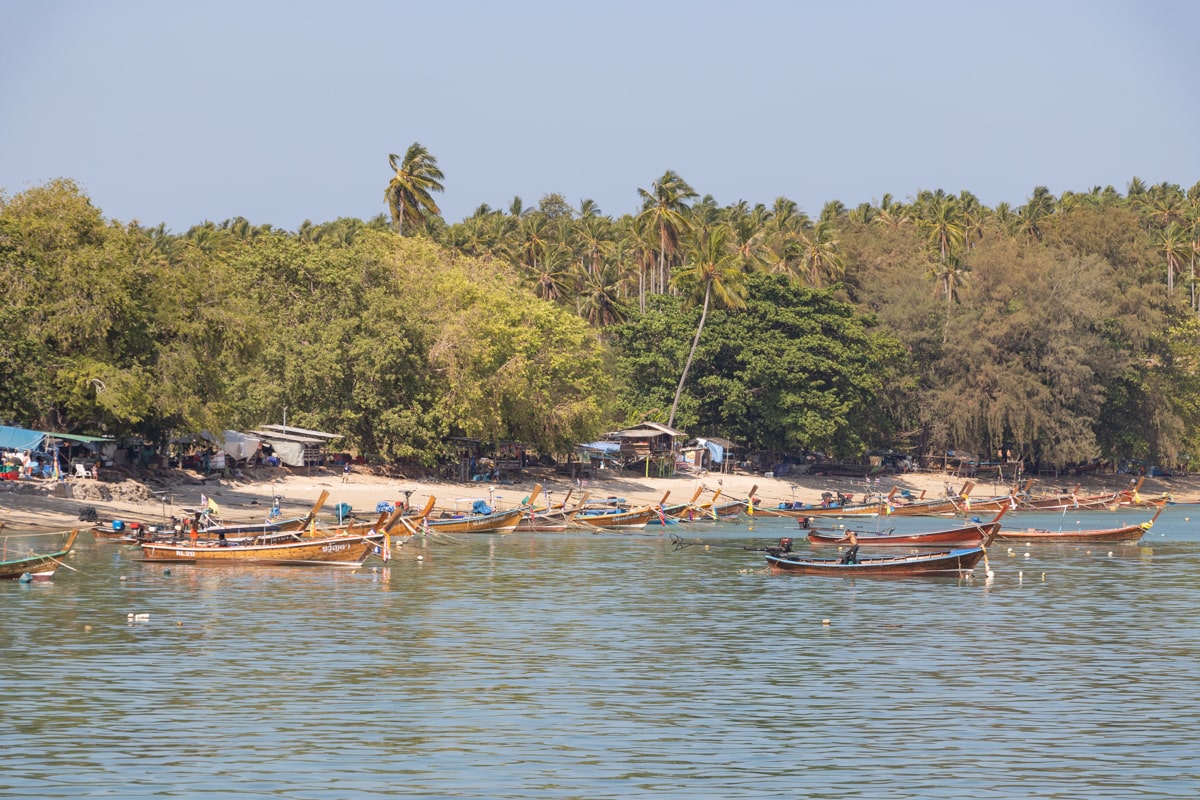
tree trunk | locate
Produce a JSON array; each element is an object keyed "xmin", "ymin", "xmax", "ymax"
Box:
[{"xmin": 668, "ymin": 281, "xmax": 711, "ymax": 429}]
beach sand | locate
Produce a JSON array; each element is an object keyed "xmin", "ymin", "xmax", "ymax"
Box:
[{"xmin": 1, "ymin": 461, "xmax": 1192, "ymax": 533}]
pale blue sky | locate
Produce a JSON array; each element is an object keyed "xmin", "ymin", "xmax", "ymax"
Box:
[{"xmin": 2, "ymin": 0, "xmax": 1197, "ymax": 232}]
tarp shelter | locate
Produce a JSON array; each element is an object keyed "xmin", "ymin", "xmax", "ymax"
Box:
[
  {"xmin": 250, "ymin": 424, "xmax": 341, "ymax": 467},
  {"xmin": 212, "ymin": 430, "xmax": 262, "ymax": 462},
  {"xmin": 0, "ymin": 425, "xmax": 44, "ymax": 452}
]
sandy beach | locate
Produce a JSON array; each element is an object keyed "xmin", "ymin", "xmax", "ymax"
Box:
[{"xmin": 1, "ymin": 460, "xmax": 1193, "ymax": 534}]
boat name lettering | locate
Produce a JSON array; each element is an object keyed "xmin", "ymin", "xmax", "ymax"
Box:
[{"xmin": 321, "ymin": 543, "xmax": 351, "ymax": 553}]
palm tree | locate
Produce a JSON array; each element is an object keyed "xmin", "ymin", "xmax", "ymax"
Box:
[
  {"xmin": 797, "ymin": 220, "xmax": 845, "ymax": 287},
  {"xmin": 666, "ymin": 225, "xmax": 747, "ymax": 428},
  {"xmin": 1156, "ymin": 221, "xmax": 1190, "ymax": 295},
  {"xmin": 915, "ymin": 191, "xmax": 965, "ymax": 266},
  {"xmin": 1017, "ymin": 186, "xmax": 1055, "ymax": 240},
  {"xmin": 637, "ymin": 170, "xmax": 697, "ymax": 295},
  {"xmin": 384, "ymin": 143, "xmax": 444, "ymax": 234},
  {"xmin": 576, "ymin": 261, "xmax": 629, "ymax": 327}
]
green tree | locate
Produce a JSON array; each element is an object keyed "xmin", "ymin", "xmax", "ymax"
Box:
[
  {"xmin": 637, "ymin": 170, "xmax": 697, "ymax": 295},
  {"xmin": 666, "ymin": 225, "xmax": 747, "ymax": 428},
  {"xmin": 385, "ymin": 143, "xmax": 445, "ymax": 234}
]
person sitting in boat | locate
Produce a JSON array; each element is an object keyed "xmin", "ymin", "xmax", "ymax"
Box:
[
  {"xmin": 797, "ymin": 515, "xmax": 812, "ymax": 529},
  {"xmin": 839, "ymin": 532, "xmax": 860, "ymax": 564},
  {"xmin": 217, "ymin": 532, "xmax": 230, "ymax": 547},
  {"xmin": 766, "ymin": 537, "xmax": 794, "ymax": 557}
]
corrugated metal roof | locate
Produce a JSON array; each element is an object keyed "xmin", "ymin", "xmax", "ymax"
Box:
[{"xmin": 258, "ymin": 424, "xmax": 342, "ymax": 440}]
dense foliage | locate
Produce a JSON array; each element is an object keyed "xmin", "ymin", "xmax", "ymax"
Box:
[{"xmin": 4, "ymin": 164, "xmax": 1200, "ymax": 470}]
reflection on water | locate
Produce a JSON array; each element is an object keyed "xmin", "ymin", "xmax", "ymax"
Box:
[{"xmin": 2, "ymin": 507, "xmax": 1199, "ymax": 798}]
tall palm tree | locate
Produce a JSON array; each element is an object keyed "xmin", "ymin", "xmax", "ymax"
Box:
[
  {"xmin": 796, "ymin": 220, "xmax": 845, "ymax": 287},
  {"xmin": 666, "ymin": 225, "xmax": 747, "ymax": 428},
  {"xmin": 385, "ymin": 143, "xmax": 445, "ymax": 234},
  {"xmin": 1017, "ymin": 186, "xmax": 1055, "ymax": 240},
  {"xmin": 637, "ymin": 170, "xmax": 697, "ymax": 295},
  {"xmin": 576, "ymin": 261, "xmax": 629, "ymax": 327},
  {"xmin": 1156, "ymin": 221, "xmax": 1190, "ymax": 295}
]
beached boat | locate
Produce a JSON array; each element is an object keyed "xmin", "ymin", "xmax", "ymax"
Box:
[
  {"xmin": 764, "ymin": 545, "xmax": 987, "ymax": 578},
  {"xmin": 804, "ymin": 508, "xmax": 1006, "ymax": 548},
  {"xmin": 139, "ymin": 530, "xmax": 384, "ymax": 567},
  {"xmin": 1, "ymin": 529, "xmax": 80, "ymax": 580},
  {"xmin": 995, "ymin": 503, "xmax": 1164, "ymax": 545}
]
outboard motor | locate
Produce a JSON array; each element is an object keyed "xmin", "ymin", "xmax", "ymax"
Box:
[{"xmin": 777, "ymin": 537, "xmax": 794, "ymax": 553}]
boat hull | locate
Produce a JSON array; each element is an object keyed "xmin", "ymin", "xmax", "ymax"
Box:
[
  {"xmin": 806, "ymin": 522, "xmax": 998, "ymax": 548},
  {"xmin": 1, "ymin": 529, "xmax": 80, "ymax": 580},
  {"xmin": 424, "ymin": 507, "xmax": 525, "ymax": 534},
  {"xmin": 995, "ymin": 525, "xmax": 1147, "ymax": 545},
  {"xmin": 139, "ymin": 534, "xmax": 379, "ymax": 566},
  {"xmin": 765, "ymin": 547, "xmax": 985, "ymax": 578}
]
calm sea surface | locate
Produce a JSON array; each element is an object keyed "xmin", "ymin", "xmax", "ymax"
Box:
[{"xmin": 3, "ymin": 505, "xmax": 1199, "ymax": 799}]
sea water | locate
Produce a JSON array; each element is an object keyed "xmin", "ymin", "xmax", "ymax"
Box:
[{"xmin": 2, "ymin": 506, "xmax": 1198, "ymax": 798}]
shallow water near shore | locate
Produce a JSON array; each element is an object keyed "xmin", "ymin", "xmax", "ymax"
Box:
[{"xmin": 3, "ymin": 506, "xmax": 1199, "ymax": 798}]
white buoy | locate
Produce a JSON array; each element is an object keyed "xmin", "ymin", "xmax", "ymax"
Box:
[
  {"xmin": 1107, "ymin": 551, "xmax": 1113, "ymax": 557},
  {"xmin": 1024, "ymin": 552, "xmax": 1031, "ymax": 558},
  {"xmin": 416, "ymin": 554, "xmax": 424, "ymax": 561},
  {"xmin": 822, "ymin": 618, "xmax": 831, "ymax": 626}
]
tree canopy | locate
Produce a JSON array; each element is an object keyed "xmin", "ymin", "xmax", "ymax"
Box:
[{"xmin": 5, "ymin": 163, "xmax": 1200, "ymax": 472}]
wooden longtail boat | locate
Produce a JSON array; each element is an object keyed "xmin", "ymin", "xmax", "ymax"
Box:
[
  {"xmin": 755, "ymin": 487, "xmax": 892, "ymax": 519},
  {"xmin": 882, "ymin": 481, "xmax": 976, "ymax": 516},
  {"xmin": 805, "ymin": 508, "xmax": 1007, "ymax": 548},
  {"xmin": 570, "ymin": 504, "xmax": 658, "ymax": 529},
  {"xmin": 764, "ymin": 545, "xmax": 987, "ymax": 578},
  {"xmin": 995, "ymin": 503, "xmax": 1164, "ymax": 545},
  {"xmin": 139, "ymin": 531, "xmax": 383, "ymax": 567},
  {"xmin": 424, "ymin": 485, "xmax": 542, "ymax": 535},
  {"xmin": 1, "ymin": 529, "xmax": 80, "ymax": 580}
]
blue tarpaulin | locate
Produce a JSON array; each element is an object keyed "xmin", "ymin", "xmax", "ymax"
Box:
[{"xmin": 0, "ymin": 425, "xmax": 45, "ymax": 452}]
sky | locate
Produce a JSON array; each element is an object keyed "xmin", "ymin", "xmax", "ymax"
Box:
[{"xmin": 2, "ymin": 0, "xmax": 1198, "ymax": 233}]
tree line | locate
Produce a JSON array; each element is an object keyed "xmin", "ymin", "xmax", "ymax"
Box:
[{"xmin": 3, "ymin": 148, "xmax": 1198, "ymax": 471}]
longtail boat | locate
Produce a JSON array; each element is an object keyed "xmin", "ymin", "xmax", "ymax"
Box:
[
  {"xmin": 570, "ymin": 501, "xmax": 658, "ymax": 530},
  {"xmin": 995, "ymin": 503, "xmax": 1164, "ymax": 545},
  {"xmin": 755, "ymin": 486, "xmax": 892, "ymax": 519},
  {"xmin": 1, "ymin": 529, "xmax": 80, "ymax": 580},
  {"xmin": 805, "ymin": 508, "xmax": 1007, "ymax": 548},
  {"xmin": 883, "ymin": 481, "xmax": 976, "ymax": 516},
  {"xmin": 764, "ymin": 545, "xmax": 987, "ymax": 578},
  {"xmin": 139, "ymin": 531, "xmax": 383, "ymax": 566},
  {"xmin": 651, "ymin": 487, "xmax": 706, "ymax": 523},
  {"xmin": 424, "ymin": 485, "xmax": 541, "ymax": 535}
]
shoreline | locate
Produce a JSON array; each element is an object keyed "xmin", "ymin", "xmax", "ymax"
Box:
[{"xmin": 2, "ymin": 464, "xmax": 1194, "ymax": 533}]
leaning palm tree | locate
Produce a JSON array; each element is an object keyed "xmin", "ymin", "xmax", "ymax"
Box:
[
  {"xmin": 385, "ymin": 143, "xmax": 445, "ymax": 235},
  {"xmin": 666, "ymin": 225, "xmax": 747, "ymax": 428}
]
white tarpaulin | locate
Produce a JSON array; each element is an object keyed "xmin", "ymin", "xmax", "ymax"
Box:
[
  {"xmin": 216, "ymin": 430, "xmax": 262, "ymax": 461},
  {"xmin": 266, "ymin": 439, "xmax": 306, "ymax": 467}
]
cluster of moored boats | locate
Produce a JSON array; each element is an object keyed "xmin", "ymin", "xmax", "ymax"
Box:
[
  {"xmin": 673, "ymin": 477, "xmax": 1168, "ymax": 578},
  {"xmin": 0, "ymin": 476, "xmax": 1170, "ymax": 581}
]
